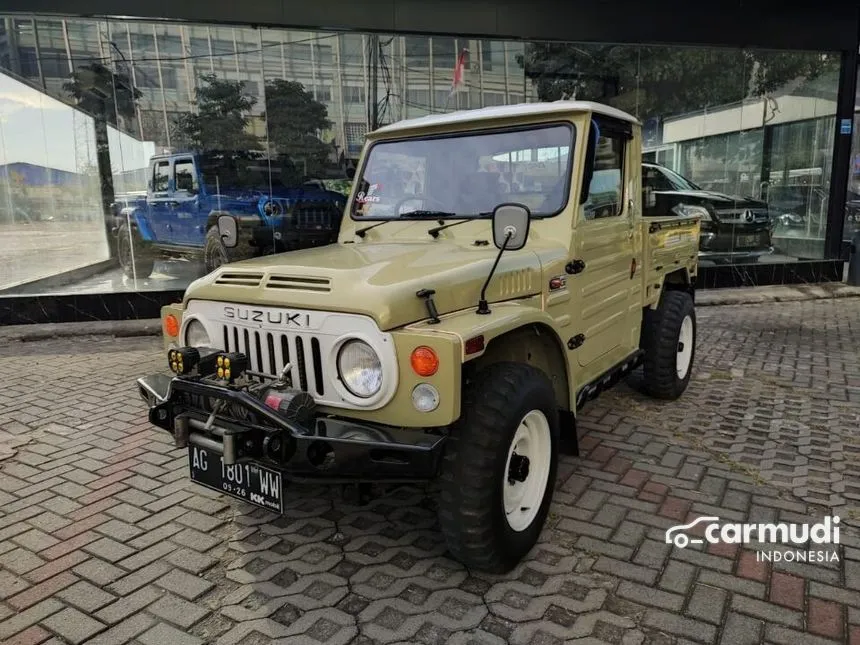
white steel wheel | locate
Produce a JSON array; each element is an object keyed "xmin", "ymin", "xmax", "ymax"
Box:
[
  {"xmin": 503, "ymin": 409, "xmax": 552, "ymax": 532},
  {"xmin": 676, "ymin": 315, "xmax": 694, "ymax": 379}
]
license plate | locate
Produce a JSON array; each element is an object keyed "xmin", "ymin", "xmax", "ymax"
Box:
[
  {"xmin": 736, "ymin": 234, "xmax": 760, "ymax": 248},
  {"xmin": 188, "ymin": 446, "xmax": 283, "ymax": 513}
]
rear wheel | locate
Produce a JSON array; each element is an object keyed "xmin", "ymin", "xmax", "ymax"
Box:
[
  {"xmin": 117, "ymin": 223, "xmax": 154, "ymax": 279},
  {"xmin": 641, "ymin": 290, "xmax": 696, "ymax": 400},
  {"xmin": 204, "ymin": 224, "xmax": 254, "ymax": 273},
  {"xmin": 437, "ymin": 362, "xmax": 559, "ymax": 573}
]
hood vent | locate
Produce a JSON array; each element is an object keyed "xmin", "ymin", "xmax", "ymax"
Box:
[
  {"xmin": 265, "ymin": 274, "xmax": 332, "ymax": 293},
  {"xmin": 214, "ymin": 272, "xmax": 264, "ymax": 287},
  {"xmin": 497, "ymin": 269, "xmax": 534, "ymax": 297}
]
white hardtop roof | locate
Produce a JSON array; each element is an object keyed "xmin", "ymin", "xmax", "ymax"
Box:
[{"xmin": 374, "ymin": 100, "xmax": 639, "ymax": 135}]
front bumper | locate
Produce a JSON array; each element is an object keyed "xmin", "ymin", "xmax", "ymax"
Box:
[{"xmin": 137, "ymin": 373, "xmax": 445, "ymax": 483}]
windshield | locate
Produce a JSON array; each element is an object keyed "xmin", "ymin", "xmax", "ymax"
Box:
[
  {"xmin": 660, "ymin": 165, "xmax": 701, "ymax": 192},
  {"xmin": 351, "ymin": 123, "xmax": 575, "ymax": 220},
  {"xmin": 199, "ymin": 151, "xmax": 314, "ymax": 192}
]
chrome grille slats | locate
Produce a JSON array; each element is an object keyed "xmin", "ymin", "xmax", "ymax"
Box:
[{"xmin": 190, "ymin": 301, "xmax": 397, "ymax": 410}]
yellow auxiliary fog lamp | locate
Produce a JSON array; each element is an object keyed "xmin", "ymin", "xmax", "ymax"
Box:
[
  {"xmin": 167, "ymin": 347, "xmax": 200, "ymax": 375},
  {"xmin": 214, "ymin": 352, "xmax": 248, "ymax": 382}
]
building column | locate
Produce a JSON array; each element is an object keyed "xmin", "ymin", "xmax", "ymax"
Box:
[{"xmin": 824, "ymin": 47, "xmax": 859, "ymax": 259}]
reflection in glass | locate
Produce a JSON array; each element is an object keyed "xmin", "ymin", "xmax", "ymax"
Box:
[{"xmin": 0, "ymin": 12, "xmax": 848, "ymax": 298}]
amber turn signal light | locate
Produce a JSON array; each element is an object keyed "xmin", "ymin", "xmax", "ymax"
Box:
[
  {"xmin": 164, "ymin": 314, "xmax": 180, "ymax": 338},
  {"xmin": 410, "ymin": 346, "xmax": 439, "ymax": 377}
]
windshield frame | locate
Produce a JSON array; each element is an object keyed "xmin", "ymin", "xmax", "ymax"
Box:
[{"xmin": 349, "ymin": 120, "xmax": 576, "ymax": 221}]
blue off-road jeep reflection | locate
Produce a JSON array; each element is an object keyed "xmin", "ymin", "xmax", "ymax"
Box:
[{"xmin": 109, "ymin": 150, "xmax": 347, "ymax": 278}]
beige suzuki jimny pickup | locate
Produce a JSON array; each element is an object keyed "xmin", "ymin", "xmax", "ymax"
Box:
[{"xmin": 138, "ymin": 100, "xmax": 701, "ymax": 573}]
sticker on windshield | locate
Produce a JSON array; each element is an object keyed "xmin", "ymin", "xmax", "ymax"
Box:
[{"xmin": 356, "ymin": 183, "xmax": 382, "ymax": 205}]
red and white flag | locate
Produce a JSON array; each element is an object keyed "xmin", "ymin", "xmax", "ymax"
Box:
[{"xmin": 450, "ymin": 48, "xmax": 469, "ymax": 97}]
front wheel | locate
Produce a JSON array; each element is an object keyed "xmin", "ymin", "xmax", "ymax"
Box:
[
  {"xmin": 437, "ymin": 362, "xmax": 559, "ymax": 573},
  {"xmin": 640, "ymin": 289, "xmax": 696, "ymax": 400}
]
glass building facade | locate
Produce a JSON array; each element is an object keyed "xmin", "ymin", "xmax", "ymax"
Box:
[{"xmin": 0, "ymin": 14, "xmax": 856, "ymax": 301}]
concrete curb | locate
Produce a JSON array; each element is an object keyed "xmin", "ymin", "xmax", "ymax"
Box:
[
  {"xmin": 3, "ymin": 283, "xmax": 859, "ymax": 339},
  {"xmin": 697, "ymin": 282, "xmax": 860, "ymax": 306},
  {"xmin": 0, "ymin": 318, "xmax": 162, "ymax": 342}
]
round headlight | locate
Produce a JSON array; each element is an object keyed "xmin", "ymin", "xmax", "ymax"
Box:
[
  {"xmin": 185, "ymin": 319, "xmax": 211, "ymax": 347},
  {"xmin": 337, "ymin": 339, "xmax": 382, "ymax": 399}
]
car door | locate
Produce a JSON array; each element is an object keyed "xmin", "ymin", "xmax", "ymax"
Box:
[
  {"xmin": 147, "ymin": 159, "xmax": 173, "ymax": 242},
  {"xmin": 570, "ymin": 118, "xmax": 639, "ymax": 380},
  {"xmin": 171, "ymin": 156, "xmax": 204, "ymax": 245}
]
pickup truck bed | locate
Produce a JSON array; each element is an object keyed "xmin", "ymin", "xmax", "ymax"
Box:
[{"xmin": 643, "ymin": 215, "xmax": 701, "ymax": 297}]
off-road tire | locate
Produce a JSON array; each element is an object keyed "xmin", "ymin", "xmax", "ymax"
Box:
[
  {"xmin": 437, "ymin": 362, "xmax": 559, "ymax": 573},
  {"xmin": 204, "ymin": 224, "xmax": 254, "ymax": 273},
  {"xmin": 117, "ymin": 223, "xmax": 154, "ymax": 279},
  {"xmin": 640, "ymin": 289, "xmax": 696, "ymax": 400}
]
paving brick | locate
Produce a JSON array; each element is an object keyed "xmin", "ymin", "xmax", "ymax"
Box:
[
  {"xmin": 765, "ymin": 624, "xmax": 847, "ymax": 645},
  {"xmin": 138, "ymin": 621, "xmax": 204, "ymax": 645},
  {"xmin": 7, "ymin": 572, "xmax": 77, "ymax": 611},
  {"xmin": 618, "ymin": 580, "xmax": 684, "ymax": 611},
  {"xmin": 807, "ymin": 598, "xmax": 844, "ymax": 640},
  {"xmin": 0, "ymin": 548, "xmax": 46, "ymax": 575},
  {"xmin": 173, "ymin": 509, "xmax": 224, "ymax": 533},
  {"xmin": 38, "ymin": 531, "xmax": 99, "ymax": 561},
  {"xmin": 730, "ymin": 595, "xmax": 803, "ymax": 628},
  {"xmin": 154, "ymin": 569, "xmax": 214, "ymax": 601},
  {"xmin": 72, "ymin": 558, "xmax": 125, "ymax": 586},
  {"xmin": 0, "ymin": 570, "xmax": 30, "ymax": 599},
  {"xmin": 117, "ymin": 541, "xmax": 176, "ymax": 572},
  {"xmin": 165, "ymin": 548, "xmax": 218, "ymax": 574},
  {"xmin": 25, "ymin": 551, "xmax": 89, "ymax": 583},
  {"xmin": 53, "ymin": 514, "xmax": 111, "ymax": 540},
  {"xmin": 643, "ymin": 608, "xmax": 717, "ymax": 643},
  {"xmin": 633, "ymin": 539, "xmax": 670, "ymax": 569},
  {"xmin": 57, "ymin": 580, "xmax": 117, "ymax": 613},
  {"xmin": 104, "ymin": 503, "xmax": 150, "ymax": 524},
  {"xmin": 148, "ymin": 592, "xmax": 210, "ymax": 629},
  {"xmin": 170, "ymin": 527, "xmax": 220, "ymax": 552},
  {"xmin": 25, "ymin": 512, "xmax": 72, "ymax": 534},
  {"xmin": 687, "ymin": 584, "xmax": 727, "ymax": 625},
  {"xmin": 0, "ymin": 599, "xmax": 63, "ymax": 640},
  {"xmin": 769, "ymin": 572, "xmax": 805, "ymax": 610},
  {"xmin": 95, "ymin": 586, "xmax": 162, "ymax": 624},
  {"xmin": 737, "ymin": 550, "xmax": 769, "ymax": 581},
  {"xmin": 576, "ymin": 535, "xmax": 634, "ymax": 559},
  {"xmin": 94, "ymin": 519, "xmax": 143, "ymax": 542},
  {"xmin": 3, "ymin": 625, "xmax": 52, "ymax": 645},
  {"xmin": 83, "ymin": 537, "xmax": 136, "ymax": 563},
  {"xmin": 136, "ymin": 506, "xmax": 186, "ymax": 531},
  {"xmin": 42, "ymin": 607, "xmax": 105, "ymax": 644},
  {"xmin": 719, "ymin": 611, "xmax": 762, "ymax": 645},
  {"xmin": 593, "ymin": 557, "xmax": 658, "ymax": 585}
]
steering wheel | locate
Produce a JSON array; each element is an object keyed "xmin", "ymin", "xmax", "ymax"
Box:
[{"xmin": 394, "ymin": 195, "xmax": 450, "ymax": 216}]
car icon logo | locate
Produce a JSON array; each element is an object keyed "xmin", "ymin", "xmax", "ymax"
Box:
[{"xmin": 665, "ymin": 516, "xmax": 719, "ymax": 548}]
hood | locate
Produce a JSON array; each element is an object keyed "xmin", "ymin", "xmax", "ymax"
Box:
[
  {"xmin": 184, "ymin": 241, "xmax": 543, "ymax": 330},
  {"xmin": 655, "ymin": 189, "xmax": 768, "ymax": 210}
]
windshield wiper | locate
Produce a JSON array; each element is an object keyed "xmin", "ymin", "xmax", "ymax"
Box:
[
  {"xmin": 427, "ymin": 213, "xmax": 491, "ymax": 238},
  {"xmin": 354, "ymin": 220, "xmax": 390, "ymax": 238}
]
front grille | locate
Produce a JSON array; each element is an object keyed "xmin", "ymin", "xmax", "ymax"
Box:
[
  {"xmin": 221, "ymin": 324, "xmax": 325, "ymax": 397},
  {"xmin": 265, "ymin": 275, "xmax": 332, "ymax": 293},
  {"xmin": 214, "ymin": 272, "xmax": 264, "ymax": 287},
  {"xmin": 293, "ymin": 202, "xmax": 341, "ymax": 230}
]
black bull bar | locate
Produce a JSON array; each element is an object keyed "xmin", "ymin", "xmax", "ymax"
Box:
[{"xmin": 137, "ymin": 374, "xmax": 445, "ymax": 482}]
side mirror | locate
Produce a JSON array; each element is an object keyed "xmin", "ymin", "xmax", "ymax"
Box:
[
  {"xmin": 580, "ymin": 120, "xmax": 599, "ymax": 205},
  {"xmin": 644, "ymin": 186, "xmax": 656, "ymax": 209},
  {"xmin": 218, "ymin": 215, "xmax": 238, "ymax": 249},
  {"xmin": 345, "ymin": 167, "xmax": 356, "ymax": 180},
  {"xmin": 492, "ymin": 203, "xmax": 530, "ymax": 251}
]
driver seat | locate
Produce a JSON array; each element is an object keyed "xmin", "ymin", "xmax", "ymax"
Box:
[{"xmin": 459, "ymin": 171, "xmax": 504, "ymax": 214}]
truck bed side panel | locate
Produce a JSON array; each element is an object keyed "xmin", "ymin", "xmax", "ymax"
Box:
[{"xmin": 641, "ymin": 216, "xmax": 700, "ymax": 307}]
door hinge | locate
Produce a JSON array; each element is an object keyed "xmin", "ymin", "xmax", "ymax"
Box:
[
  {"xmin": 567, "ymin": 334, "xmax": 585, "ymax": 350},
  {"xmin": 565, "ymin": 259, "xmax": 586, "ymax": 275}
]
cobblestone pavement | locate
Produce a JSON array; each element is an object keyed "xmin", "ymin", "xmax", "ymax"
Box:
[{"xmin": 0, "ymin": 298, "xmax": 858, "ymax": 645}]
